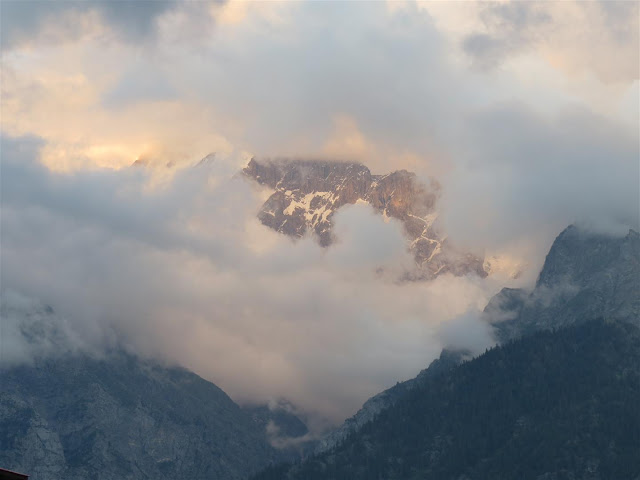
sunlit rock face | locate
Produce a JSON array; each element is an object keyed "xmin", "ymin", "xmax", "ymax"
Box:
[{"xmin": 243, "ymin": 158, "xmax": 486, "ymax": 280}]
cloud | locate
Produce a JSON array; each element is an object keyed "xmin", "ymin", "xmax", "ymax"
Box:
[
  {"xmin": 0, "ymin": 0, "xmax": 185, "ymax": 50},
  {"xmin": 461, "ymin": 1, "xmax": 639, "ymax": 83},
  {"xmin": 0, "ymin": 290, "xmax": 92, "ymax": 366},
  {"xmin": 463, "ymin": 2, "xmax": 551, "ymax": 71},
  {"xmin": 102, "ymin": 62, "xmax": 177, "ymax": 109},
  {"xmin": 2, "ymin": 1, "xmax": 636, "ymax": 173},
  {"xmin": 1, "ymin": 134, "xmax": 502, "ymax": 424},
  {"xmin": 0, "ymin": 0, "xmax": 638, "ymax": 426},
  {"xmin": 328, "ymin": 203, "xmax": 411, "ymax": 272},
  {"xmin": 0, "ymin": 1, "xmax": 448, "ymax": 175},
  {"xmin": 436, "ymin": 311, "xmax": 495, "ymax": 356},
  {"xmin": 0, "ymin": 58, "xmax": 237, "ymax": 170},
  {"xmin": 440, "ymin": 102, "xmax": 639, "ymax": 281}
]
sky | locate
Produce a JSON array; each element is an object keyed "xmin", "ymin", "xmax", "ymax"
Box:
[{"xmin": 1, "ymin": 0, "xmax": 638, "ymax": 425}]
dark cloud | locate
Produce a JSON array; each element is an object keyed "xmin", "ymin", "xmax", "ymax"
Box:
[
  {"xmin": 462, "ymin": 1, "xmax": 639, "ymax": 82},
  {"xmin": 0, "ymin": 0, "xmax": 181, "ymax": 49},
  {"xmin": 463, "ymin": 2, "xmax": 550, "ymax": 71},
  {"xmin": 462, "ymin": 32, "xmax": 525, "ymax": 72},
  {"xmin": 598, "ymin": 0, "xmax": 640, "ymax": 44},
  {"xmin": 97, "ymin": 0, "xmax": 180, "ymax": 40}
]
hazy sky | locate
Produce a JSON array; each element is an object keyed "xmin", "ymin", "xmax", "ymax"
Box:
[{"xmin": 1, "ymin": 0, "xmax": 638, "ymax": 424}]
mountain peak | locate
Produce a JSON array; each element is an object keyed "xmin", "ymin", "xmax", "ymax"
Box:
[
  {"xmin": 244, "ymin": 158, "xmax": 485, "ymax": 280},
  {"xmin": 488, "ymin": 224, "xmax": 640, "ymax": 342},
  {"xmin": 536, "ymin": 224, "xmax": 639, "ymax": 288},
  {"xmin": 196, "ymin": 152, "xmax": 217, "ymax": 166}
]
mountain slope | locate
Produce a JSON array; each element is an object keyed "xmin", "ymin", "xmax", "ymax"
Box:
[
  {"xmin": 0, "ymin": 351, "xmax": 301, "ymax": 480},
  {"xmin": 313, "ymin": 225, "xmax": 640, "ymax": 455},
  {"xmin": 486, "ymin": 226, "xmax": 640, "ymax": 341},
  {"xmin": 314, "ymin": 349, "xmax": 465, "ymax": 454},
  {"xmin": 253, "ymin": 319, "xmax": 640, "ymax": 480},
  {"xmin": 243, "ymin": 158, "xmax": 486, "ymax": 279}
]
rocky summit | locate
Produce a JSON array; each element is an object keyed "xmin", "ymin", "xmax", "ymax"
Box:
[
  {"xmin": 243, "ymin": 158, "xmax": 486, "ymax": 280},
  {"xmin": 485, "ymin": 225, "xmax": 640, "ymax": 342}
]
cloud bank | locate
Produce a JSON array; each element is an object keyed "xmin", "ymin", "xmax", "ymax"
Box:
[
  {"xmin": 1, "ymin": 0, "xmax": 638, "ymax": 423},
  {"xmin": 1, "ymin": 135, "xmax": 500, "ymax": 422}
]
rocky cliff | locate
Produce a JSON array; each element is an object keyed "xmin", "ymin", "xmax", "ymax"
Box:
[
  {"xmin": 486, "ymin": 225, "xmax": 640, "ymax": 342},
  {"xmin": 243, "ymin": 158, "xmax": 486, "ymax": 280}
]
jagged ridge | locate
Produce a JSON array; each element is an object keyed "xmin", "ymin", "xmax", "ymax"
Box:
[{"xmin": 244, "ymin": 158, "xmax": 486, "ymax": 279}]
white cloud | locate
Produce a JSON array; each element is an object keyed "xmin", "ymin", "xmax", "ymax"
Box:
[
  {"xmin": 0, "ymin": 0, "xmax": 637, "ymax": 425},
  {"xmin": 1, "ymin": 136, "xmax": 503, "ymax": 423}
]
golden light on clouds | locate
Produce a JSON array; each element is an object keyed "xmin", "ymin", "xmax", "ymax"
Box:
[
  {"xmin": 421, "ymin": 0, "xmax": 639, "ymax": 83},
  {"xmin": 322, "ymin": 114, "xmax": 371, "ymax": 160},
  {"xmin": 0, "ymin": 0, "xmax": 637, "ymax": 423},
  {"xmin": 1, "ymin": 55, "xmax": 236, "ymax": 171},
  {"xmin": 2, "ymin": 0, "xmax": 636, "ymax": 174}
]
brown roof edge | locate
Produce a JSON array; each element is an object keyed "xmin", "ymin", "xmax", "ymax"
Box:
[{"xmin": 0, "ymin": 467, "xmax": 29, "ymax": 480}]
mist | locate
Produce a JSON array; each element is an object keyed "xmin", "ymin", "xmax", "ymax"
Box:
[
  {"xmin": 1, "ymin": 135, "xmax": 504, "ymax": 423},
  {"xmin": 1, "ymin": 0, "xmax": 638, "ymax": 425}
]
